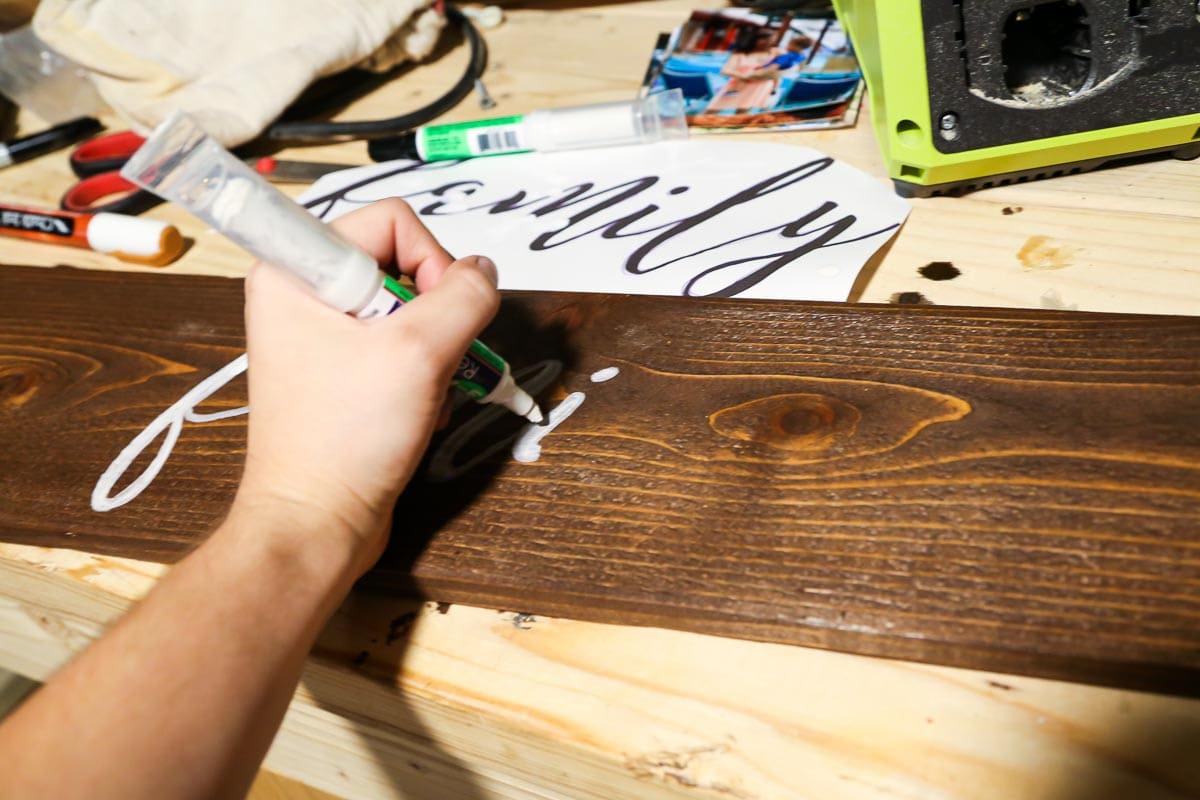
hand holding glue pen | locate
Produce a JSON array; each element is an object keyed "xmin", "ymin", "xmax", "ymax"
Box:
[
  {"xmin": 120, "ymin": 111, "xmax": 544, "ymax": 424},
  {"xmin": 368, "ymin": 89, "xmax": 688, "ymax": 163}
]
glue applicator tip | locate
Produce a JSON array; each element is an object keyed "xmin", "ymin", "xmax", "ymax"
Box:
[{"xmin": 502, "ymin": 383, "xmax": 543, "ymax": 424}]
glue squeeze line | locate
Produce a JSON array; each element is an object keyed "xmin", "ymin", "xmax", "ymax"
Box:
[
  {"xmin": 509, "ymin": 367, "xmax": 619, "ymax": 461},
  {"xmin": 426, "ymin": 362, "xmax": 621, "ymax": 481},
  {"xmin": 91, "ymin": 356, "xmax": 621, "ymax": 510},
  {"xmin": 91, "ymin": 354, "xmax": 249, "ymax": 512},
  {"xmin": 512, "ymin": 392, "xmax": 586, "ymax": 463}
]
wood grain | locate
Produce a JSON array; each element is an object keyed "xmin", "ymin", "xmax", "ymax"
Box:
[
  {"xmin": 9, "ymin": 554, "xmax": 1197, "ymax": 800},
  {"xmin": 2, "ymin": 265, "xmax": 1198, "ymax": 693}
]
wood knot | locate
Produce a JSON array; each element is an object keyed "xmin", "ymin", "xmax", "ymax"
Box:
[
  {"xmin": 709, "ymin": 393, "xmax": 860, "ymax": 452},
  {"xmin": 0, "ymin": 361, "xmax": 47, "ymax": 410}
]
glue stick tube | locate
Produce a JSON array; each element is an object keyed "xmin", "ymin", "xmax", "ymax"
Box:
[
  {"xmin": 120, "ymin": 111, "xmax": 543, "ymax": 423},
  {"xmin": 0, "ymin": 201, "xmax": 183, "ymax": 265},
  {"xmin": 368, "ymin": 89, "xmax": 688, "ymax": 163}
]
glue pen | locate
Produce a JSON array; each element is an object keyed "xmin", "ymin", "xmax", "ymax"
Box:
[
  {"xmin": 121, "ymin": 111, "xmax": 544, "ymax": 424},
  {"xmin": 367, "ymin": 89, "xmax": 688, "ymax": 163}
]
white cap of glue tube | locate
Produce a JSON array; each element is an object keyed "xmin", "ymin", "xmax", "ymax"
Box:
[{"xmin": 119, "ymin": 111, "xmax": 381, "ymax": 314}]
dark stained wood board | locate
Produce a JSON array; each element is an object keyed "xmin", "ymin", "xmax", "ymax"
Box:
[{"xmin": 2, "ymin": 265, "xmax": 1199, "ymax": 694}]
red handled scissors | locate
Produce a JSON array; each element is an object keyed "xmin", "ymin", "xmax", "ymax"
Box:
[
  {"xmin": 62, "ymin": 130, "xmax": 160, "ymax": 215},
  {"xmin": 62, "ymin": 129, "xmax": 359, "ymax": 214}
]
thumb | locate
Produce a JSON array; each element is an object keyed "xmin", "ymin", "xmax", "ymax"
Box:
[{"xmin": 398, "ymin": 255, "xmax": 501, "ymax": 367}]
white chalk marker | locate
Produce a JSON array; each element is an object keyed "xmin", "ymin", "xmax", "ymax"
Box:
[{"xmin": 369, "ymin": 90, "xmax": 688, "ymax": 163}]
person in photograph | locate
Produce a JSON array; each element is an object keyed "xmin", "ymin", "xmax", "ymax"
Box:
[
  {"xmin": 743, "ymin": 33, "xmax": 817, "ymax": 82},
  {"xmin": 706, "ymin": 32, "xmax": 813, "ymax": 112}
]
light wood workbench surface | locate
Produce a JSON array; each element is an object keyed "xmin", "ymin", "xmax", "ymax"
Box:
[{"xmin": 3, "ymin": 2, "xmax": 1199, "ymax": 798}]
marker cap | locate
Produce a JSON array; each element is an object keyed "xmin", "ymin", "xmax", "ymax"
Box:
[
  {"xmin": 525, "ymin": 89, "xmax": 688, "ymax": 153},
  {"xmin": 86, "ymin": 213, "xmax": 185, "ymax": 266}
]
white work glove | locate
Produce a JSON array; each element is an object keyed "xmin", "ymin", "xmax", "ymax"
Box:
[{"xmin": 32, "ymin": 0, "xmax": 445, "ymax": 146}]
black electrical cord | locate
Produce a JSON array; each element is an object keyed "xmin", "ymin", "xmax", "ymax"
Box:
[{"xmin": 264, "ymin": 2, "xmax": 487, "ymax": 143}]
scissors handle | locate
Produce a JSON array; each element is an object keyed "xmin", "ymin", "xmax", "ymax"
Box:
[
  {"xmin": 69, "ymin": 130, "xmax": 146, "ymax": 178},
  {"xmin": 63, "ymin": 130, "xmax": 159, "ymax": 214},
  {"xmin": 61, "ymin": 172, "xmax": 161, "ymax": 215}
]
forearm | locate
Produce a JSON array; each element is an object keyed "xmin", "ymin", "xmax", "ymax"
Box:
[
  {"xmin": 0, "ymin": 499, "xmax": 359, "ymax": 800},
  {"xmin": 0, "ymin": 202, "xmax": 499, "ymax": 799}
]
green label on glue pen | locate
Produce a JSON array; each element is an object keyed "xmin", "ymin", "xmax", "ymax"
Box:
[
  {"xmin": 455, "ymin": 339, "xmax": 507, "ymax": 399},
  {"xmin": 417, "ymin": 115, "xmax": 532, "ymax": 160},
  {"xmin": 379, "ymin": 274, "xmax": 507, "ymax": 400},
  {"xmin": 381, "ymin": 274, "xmax": 416, "ymax": 302}
]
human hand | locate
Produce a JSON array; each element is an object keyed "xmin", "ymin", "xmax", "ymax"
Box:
[{"xmin": 234, "ymin": 199, "xmax": 499, "ymax": 577}]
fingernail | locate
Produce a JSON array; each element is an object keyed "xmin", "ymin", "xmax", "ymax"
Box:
[{"xmin": 473, "ymin": 255, "xmax": 498, "ymax": 287}]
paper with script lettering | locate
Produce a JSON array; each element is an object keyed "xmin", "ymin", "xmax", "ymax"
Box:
[{"xmin": 298, "ymin": 140, "xmax": 909, "ymax": 301}]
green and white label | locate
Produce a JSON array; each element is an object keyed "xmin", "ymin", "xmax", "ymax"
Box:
[
  {"xmin": 418, "ymin": 116, "xmax": 532, "ymax": 160},
  {"xmin": 377, "ymin": 274, "xmax": 507, "ymax": 400},
  {"xmin": 454, "ymin": 339, "xmax": 507, "ymax": 399}
]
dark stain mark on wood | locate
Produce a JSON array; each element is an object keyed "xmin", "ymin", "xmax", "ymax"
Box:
[
  {"xmin": 3, "ymin": 266, "xmax": 1200, "ymax": 695},
  {"xmin": 435, "ymin": 601, "xmax": 452, "ymax": 614},
  {"xmin": 386, "ymin": 612, "xmax": 418, "ymax": 645},
  {"xmin": 918, "ymin": 261, "xmax": 961, "ymax": 281},
  {"xmin": 351, "ymin": 650, "xmax": 369, "ymax": 667},
  {"xmin": 1003, "ymin": 206, "xmax": 1023, "ymax": 215},
  {"xmin": 987, "ymin": 680, "xmax": 1015, "ymax": 691},
  {"xmin": 890, "ymin": 291, "xmax": 934, "ymax": 305}
]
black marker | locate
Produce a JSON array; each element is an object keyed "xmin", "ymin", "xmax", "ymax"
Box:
[{"xmin": 0, "ymin": 116, "xmax": 102, "ymax": 169}]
